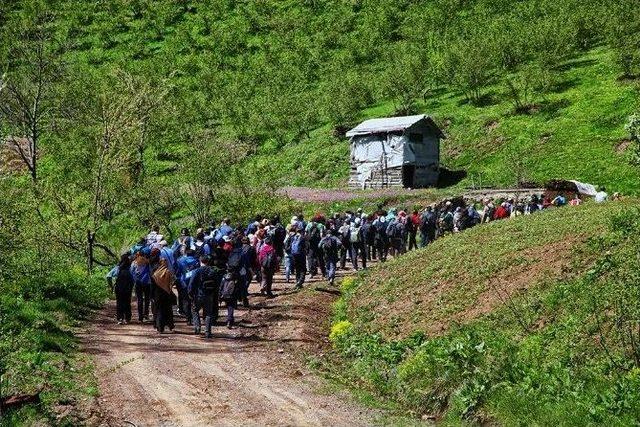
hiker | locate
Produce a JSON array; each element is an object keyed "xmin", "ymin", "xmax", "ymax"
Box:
[
  {"xmin": 259, "ymin": 236, "xmax": 277, "ymax": 297},
  {"xmin": 552, "ymin": 193, "xmax": 567, "ymax": 206},
  {"xmin": 222, "ymin": 239, "xmax": 242, "ymax": 328},
  {"xmin": 189, "ymin": 255, "xmax": 223, "ymax": 338},
  {"xmin": 194, "ymin": 231, "xmax": 211, "ymax": 258},
  {"xmin": 349, "ymin": 217, "xmax": 366, "ymax": 270},
  {"xmin": 338, "ymin": 220, "xmax": 351, "ymax": 270},
  {"xmin": 146, "ymin": 225, "xmax": 160, "ymax": 246},
  {"xmin": 439, "ymin": 203, "xmax": 454, "ymax": 235},
  {"xmin": 493, "ymin": 202, "xmax": 510, "ymax": 220},
  {"xmin": 291, "ymin": 227, "xmax": 307, "ymax": 288},
  {"xmin": 239, "ymin": 236, "xmax": 256, "ymax": 306},
  {"xmin": 319, "ymin": 229, "xmax": 342, "ymax": 285},
  {"xmin": 107, "ymin": 254, "xmax": 134, "ymax": 325},
  {"xmin": 419, "ymin": 206, "xmax": 437, "ymax": 247},
  {"xmin": 214, "ymin": 218, "xmax": 233, "ymax": 243},
  {"xmin": 177, "ymin": 248, "xmax": 199, "ymax": 324},
  {"xmin": 373, "ymin": 214, "xmax": 388, "ymax": 262},
  {"xmin": 306, "ymin": 216, "xmax": 326, "ymax": 278},
  {"xmin": 407, "ymin": 210, "xmax": 420, "ymax": 251},
  {"xmin": 150, "ymin": 253, "xmax": 175, "ymax": 333},
  {"xmin": 386, "ymin": 215, "xmax": 405, "ymax": 256},
  {"xmin": 173, "ymin": 228, "xmax": 194, "ymax": 255},
  {"xmin": 283, "ymin": 225, "xmax": 296, "ymax": 283},
  {"xmin": 131, "ymin": 251, "xmax": 152, "ymax": 322},
  {"xmin": 271, "ymin": 216, "xmax": 286, "ymax": 259}
]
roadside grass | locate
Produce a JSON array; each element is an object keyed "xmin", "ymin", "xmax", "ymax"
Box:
[
  {"xmin": 0, "ymin": 267, "xmax": 108, "ymax": 426},
  {"xmin": 328, "ymin": 199, "xmax": 640, "ymax": 424}
]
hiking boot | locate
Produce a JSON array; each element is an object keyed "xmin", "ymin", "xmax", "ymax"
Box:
[
  {"xmin": 242, "ymin": 297, "xmax": 250, "ymax": 307},
  {"xmin": 117, "ymin": 320, "xmax": 123, "ymax": 325},
  {"xmin": 227, "ymin": 321, "xmax": 233, "ymax": 329},
  {"xmin": 266, "ymin": 292, "xmax": 275, "ymax": 299},
  {"xmin": 205, "ymin": 333, "xmax": 212, "ymax": 339},
  {"xmin": 194, "ymin": 327, "xmax": 201, "ymax": 335}
]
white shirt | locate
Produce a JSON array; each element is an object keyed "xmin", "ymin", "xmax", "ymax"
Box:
[{"xmin": 595, "ymin": 191, "xmax": 608, "ymax": 203}]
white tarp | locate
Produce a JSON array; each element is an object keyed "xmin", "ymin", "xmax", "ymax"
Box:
[
  {"xmin": 569, "ymin": 180, "xmax": 598, "ymax": 196},
  {"xmin": 351, "ymin": 134, "xmax": 406, "ymax": 184}
]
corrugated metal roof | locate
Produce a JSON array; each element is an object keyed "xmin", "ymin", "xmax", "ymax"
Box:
[{"xmin": 346, "ymin": 114, "xmax": 443, "ymax": 138}]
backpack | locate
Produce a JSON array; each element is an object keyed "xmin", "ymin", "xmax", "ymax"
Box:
[
  {"xmin": 220, "ymin": 273, "xmax": 237, "ymax": 300},
  {"xmin": 350, "ymin": 226, "xmax": 361, "ymax": 243},
  {"xmin": 387, "ymin": 221, "xmax": 402, "ymax": 239},
  {"xmin": 227, "ymin": 248, "xmax": 242, "ymax": 272},
  {"xmin": 284, "ymin": 235, "xmax": 293, "ymax": 254},
  {"xmin": 361, "ymin": 223, "xmax": 375, "ymax": 244},
  {"xmin": 308, "ymin": 223, "xmax": 321, "ymax": 244},
  {"xmin": 194, "ymin": 242, "xmax": 206, "ymax": 258},
  {"xmin": 152, "ymin": 262, "xmax": 174, "ymax": 294},
  {"xmin": 261, "ymin": 251, "xmax": 277, "ymax": 272},
  {"xmin": 374, "ymin": 220, "xmax": 387, "ymax": 237},
  {"xmin": 291, "ymin": 235, "xmax": 304, "ymax": 255},
  {"xmin": 321, "ymin": 237, "xmax": 339, "ymax": 259},
  {"xmin": 201, "ymin": 267, "xmax": 220, "ymax": 293}
]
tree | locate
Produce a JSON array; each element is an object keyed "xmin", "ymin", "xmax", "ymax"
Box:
[
  {"xmin": 0, "ymin": 10, "xmax": 61, "ymax": 182},
  {"xmin": 625, "ymin": 112, "xmax": 640, "ymax": 165}
]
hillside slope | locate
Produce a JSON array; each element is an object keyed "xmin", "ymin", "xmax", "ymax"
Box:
[{"xmin": 331, "ymin": 200, "xmax": 640, "ymax": 424}]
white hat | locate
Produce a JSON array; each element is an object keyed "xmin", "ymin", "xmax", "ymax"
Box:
[
  {"xmin": 355, "ymin": 218, "xmax": 361, "ymax": 225},
  {"xmin": 159, "ymin": 240, "xmax": 168, "ymax": 247},
  {"xmin": 223, "ymin": 235, "xmax": 232, "ymax": 243},
  {"xmin": 445, "ymin": 201, "xmax": 452, "ymax": 206}
]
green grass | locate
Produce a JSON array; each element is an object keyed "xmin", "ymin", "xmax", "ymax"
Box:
[
  {"xmin": 0, "ymin": 267, "xmax": 108, "ymax": 426},
  {"xmin": 329, "ymin": 200, "xmax": 640, "ymax": 424},
  {"xmin": 258, "ymin": 48, "xmax": 639, "ymax": 194}
]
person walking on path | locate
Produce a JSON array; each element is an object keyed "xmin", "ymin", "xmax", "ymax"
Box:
[
  {"xmin": 131, "ymin": 252, "xmax": 152, "ymax": 322},
  {"xmin": 258, "ymin": 236, "xmax": 277, "ymax": 297},
  {"xmin": 189, "ymin": 255, "xmax": 223, "ymax": 338},
  {"xmin": 107, "ymin": 254, "xmax": 134, "ymax": 325},
  {"xmin": 319, "ymin": 229, "xmax": 342, "ymax": 285},
  {"xmin": 291, "ymin": 227, "xmax": 308, "ymax": 289}
]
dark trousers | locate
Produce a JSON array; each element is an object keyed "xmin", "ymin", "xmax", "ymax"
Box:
[
  {"xmin": 340, "ymin": 243, "xmax": 350, "ymax": 269},
  {"xmin": 350, "ymin": 243, "xmax": 366, "ymax": 270},
  {"xmin": 179, "ymin": 286, "xmax": 192, "ymax": 324},
  {"xmin": 115, "ymin": 286, "xmax": 132, "ymax": 322},
  {"xmin": 408, "ymin": 231, "xmax": 417, "ymax": 251},
  {"xmin": 224, "ymin": 298, "xmax": 237, "ymax": 326},
  {"xmin": 154, "ymin": 289, "xmax": 174, "ymax": 332},
  {"xmin": 308, "ymin": 247, "xmax": 326, "ymax": 277},
  {"xmin": 134, "ymin": 281, "xmax": 151, "ymax": 321},
  {"xmin": 375, "ymin": 239, "xmax": 387, "ymax": 262},
  {"xmin": 294, "ymin": 254, "xmax": 307, "ymax": 287},
  {"xmin": 192, "ymin": 293, "xmax": 217, "ymax": 335},
  {"xmin": 261, "ymin": 268, "xmax": 274, "ymax": 295}
]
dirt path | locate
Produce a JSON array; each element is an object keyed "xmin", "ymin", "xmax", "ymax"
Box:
[{"xmin": 82, "ymin": 271, "xmax": 376, "ymax": 427}]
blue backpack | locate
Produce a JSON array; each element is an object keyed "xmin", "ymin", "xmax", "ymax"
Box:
[{"xmin": 291, "ymin": 235, "xmax": 304, "ymax": 255}]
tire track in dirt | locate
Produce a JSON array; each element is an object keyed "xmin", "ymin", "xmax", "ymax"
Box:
[{"xmin": 81, "ymin": 272, "xmax": 376, "ymax": 427}]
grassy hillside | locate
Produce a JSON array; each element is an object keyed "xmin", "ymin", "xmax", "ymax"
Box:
[
  {"xmin": 330, "ymin": 200, "xmax": 640, "ymax": 424},
  {"xmin": 254, "ymin": 48, "xmax": 639, "ymax": 192}
]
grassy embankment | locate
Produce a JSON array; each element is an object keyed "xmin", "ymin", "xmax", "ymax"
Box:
[{"xmin": 329, "ymin": 200, "xmax": 640, "ymax": 424}]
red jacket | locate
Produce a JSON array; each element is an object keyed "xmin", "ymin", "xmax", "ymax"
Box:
[{"xmin": 494, "ymin": 206, "xmax": 509, "ymax": 220}]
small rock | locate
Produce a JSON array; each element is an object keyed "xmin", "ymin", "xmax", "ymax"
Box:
[{"xmin": 277, "ymin": 348, "xmax": 284, "ymax": 353}]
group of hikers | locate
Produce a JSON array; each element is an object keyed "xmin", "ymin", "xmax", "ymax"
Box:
[{"xmin": 105, "ymin": 188, "xmax": 610, "ymax": 338}]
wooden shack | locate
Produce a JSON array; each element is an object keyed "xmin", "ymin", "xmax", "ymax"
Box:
[{"xmin": 346, "ymin": 114, "xmax": 444, "ymax": 189}]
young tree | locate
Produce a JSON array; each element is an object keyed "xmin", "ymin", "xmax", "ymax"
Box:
[{"xmin": 0, "ymin": 11, "xmax": 61, "ymax": 182}]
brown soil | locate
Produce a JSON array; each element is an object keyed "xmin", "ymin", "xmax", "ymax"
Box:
[
  {"xmin": 615, "ymin": 138, "xmax": 632, "ymax": 154},
  {"xmin": 80, "ymin": 271, "xmax": 377, "ymax": 427},
  {"xmin": 363, "ymin": 235, "xmax": 588, "ymax": 340}
]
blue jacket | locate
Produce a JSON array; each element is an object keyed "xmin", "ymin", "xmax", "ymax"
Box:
[
  {"xmin": 177, "ymin": 255, "xmax": 199, "ymax": 289},
  {"xmin": 214, "ymin": 224, "xmax": 233, "ymax": 242},
  {"xmin": 131, "ymin": 262, "xmax": 151, "ymax": 284},
  {"xmin": 160, "ymin": 247, "xmax": 176, "ymax": 274}
]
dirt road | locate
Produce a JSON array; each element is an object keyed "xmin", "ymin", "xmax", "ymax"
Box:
[{"xmin": 82, "ymin": 272, "xmax": 376, "ymax": 427}]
